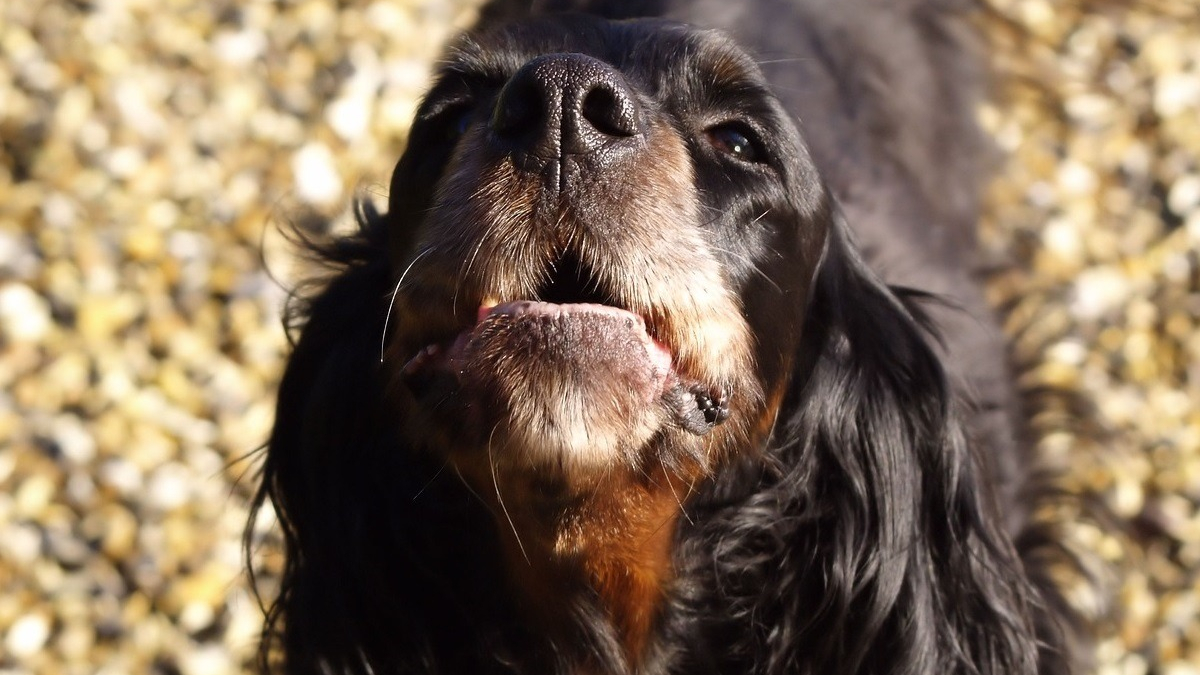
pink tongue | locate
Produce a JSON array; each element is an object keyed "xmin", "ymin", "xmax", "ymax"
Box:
[
  {"xmin": 451, "ymin": 300, "xmax": 674, "ymax": 396},
  {"xmin": 645, "ymin": 333, "xmax": 673, "ymax": 375},
  {"xmin": 480, "ymin": 302, "xmax": 669, "ymax": 356}
]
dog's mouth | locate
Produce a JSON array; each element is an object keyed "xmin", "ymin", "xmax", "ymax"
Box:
[
  {"xmin": 399, "ymin": 251, "xmax": 732, "ymax": 464},
  {"xmin": 538, "ymin": 249, "xmax": 617, "ymax": 306}
]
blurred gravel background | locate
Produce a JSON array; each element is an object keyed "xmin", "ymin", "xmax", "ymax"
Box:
[{"xmin": 0, "ymin": 1, "xmax": 1196, "ymax": 674}]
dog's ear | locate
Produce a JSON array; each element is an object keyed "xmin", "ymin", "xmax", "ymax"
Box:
[
  {"xmin": 781, "ymin": 217, "xmax": 1044, "ymax": 673},
  {"xmin": 247, "ymin": 204, "xmax": 400, "ymax": 674},
  {"xmin": 247, "ymin": 207, "xmax": 442, "ymax": 674},
  {"xmin": 247, "ymin": 204, "xmax": 521, "ymax": 675},
  {"xmin": 691, "ymin": 214, "xmax": 1048, "ymax": 674}
]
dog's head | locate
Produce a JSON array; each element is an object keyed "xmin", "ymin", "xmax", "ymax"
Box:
[{"xmin": 383, "ymin": 15, "xmax": 828, "ymax": 501}]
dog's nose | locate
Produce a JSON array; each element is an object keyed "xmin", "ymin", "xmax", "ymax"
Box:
[{"xmin": 491, "ymin": 53, "xmax": 642, "ymax": 159}]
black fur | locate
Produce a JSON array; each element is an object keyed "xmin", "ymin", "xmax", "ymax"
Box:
[{"xmin": 248, "ymin": 1, "xmax": 1080, "ymax": 673}]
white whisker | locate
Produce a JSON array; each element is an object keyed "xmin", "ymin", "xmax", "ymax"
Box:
[
  {"xmin": 708, "ymin": 242, "xmax": 784, "ymax": 295},
  {"xmin": 412, "ymin": 460, "xmax": 449, "ymax": 501},
  {"xmin": 380, "ymin": 247, "xmax": 434, "ymax": 362},
  {"xmin": 489, "ymin": 426, "xmax": 530, "ymax": 564},
  {"xmin": 455, "ymin": 236, "xmax": 488, "ymax": 315},
  {"xmin": 659, "ymin": 455, "xmax": 695, "ymax": 526}
]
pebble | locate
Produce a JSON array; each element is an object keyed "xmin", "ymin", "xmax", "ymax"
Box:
[
  {"xmin": 1, "ymin": 522, "xmax": 43, "ymax": 566},
  {"xmin": 1071, "ymin": 267, "xmax": 1132, "ymax": 320},
  {"xmin": 5, "ymin": 612, "xmax": 52, "ymax": 660},
  {"xmin": 214, "ymin": 29, "xmax": 268, "ymax": 67},
  {"xmin": 180, "ymin": 645, "xmax": 236, "ymax": 675},
  {"xmin": 0, "ymin": 283, "xmax": 52, "ymax": 343},
  {"xmin": 145, "ymin": 463, "xmax": 194, "ymax": 513},
  {"xmin": 1168, "ymin": 174, "xmax": 1200, "ymax": 216},
  {"xmin": 291, "ymin": 141, "xmax": 344, "ymax": 206},
  {"xmin": 1155, "ymin": 72, "xmax": 1200, "ymax": 118}
]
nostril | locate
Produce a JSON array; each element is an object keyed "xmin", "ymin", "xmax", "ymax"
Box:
[{"xmin": 581, "ymin": 85, "xmax": 638, "ymax": 138}]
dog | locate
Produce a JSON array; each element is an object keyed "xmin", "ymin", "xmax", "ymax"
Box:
[{"xmin": 249, "ymin": 0, "xmax": 1082, "ymax": 673}]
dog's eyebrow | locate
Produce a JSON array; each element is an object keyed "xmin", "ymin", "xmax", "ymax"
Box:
[
  {"xmin": 415, "ymin": 59, "xmax": 509, "ymax": 120},
  {"xmin": 676, "ymin": 38, "xmax": 778, "ymax": 107},
  {"xmin": 437, "ymin": 35, "xmax": 523, "ymax": 85},
  {"xmin": 704, "ymin": 48, "xmax": 758, "ymax": 89}
]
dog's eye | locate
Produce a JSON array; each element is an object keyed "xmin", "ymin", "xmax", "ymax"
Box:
[
  {"xmin": 437, "ymin": 104, "xmax": 474, "ymax": 141},
  {"xmin": 705, "ymin": 123, "xmax": 764, "ymax": 164}
]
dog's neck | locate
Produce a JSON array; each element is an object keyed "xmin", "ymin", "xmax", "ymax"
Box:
[{"xmin": 487, "ymin": 466, "xmax": 689, "ymax": 667}]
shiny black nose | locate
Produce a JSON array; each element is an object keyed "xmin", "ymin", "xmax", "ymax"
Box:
[{"xmin": 491, "ymin": 53, "xmax": 642, "ymax": 160}]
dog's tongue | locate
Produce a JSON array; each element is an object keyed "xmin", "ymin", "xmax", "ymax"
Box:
[
  {"xmin": 479, "ymin": 301, "xmax": 671, "ymax": 394},
  {"xmin": 405, "ymin": 301, "xmax": 674, "ymax": 402}
]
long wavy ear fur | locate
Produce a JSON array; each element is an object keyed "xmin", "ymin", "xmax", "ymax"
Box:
[
  {"xmin": 676, "ymin": 219, "xmax": 1056, "ymax": 675},
  {"xmin": 246, "ymin": 203, "xmax": 396, "ymax": 674},
  {"xmin": 245, "ymin": 204, "xmax": 517, "ymax": 675}
]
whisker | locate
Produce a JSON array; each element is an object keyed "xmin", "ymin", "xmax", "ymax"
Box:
[
  {"xmin": 633, "ymin": 460, "xmax": 663, "ymax": 489},
  {"xmin": 451, "ymin": 465, "xmax": 493, "ymax": 515},
  {"xmin": 642, "ymin": 510, "xmax": 679, "ymax": 550},
  {"xmin": 659, "ymin": 455, "xmax": 695, "ymax": 526},
  {"xmin": 380, "ymin": 247, "xmax": 434, "ymax": 362},
  {"xmin": 708, "ymin": 243, "xmax": 784, "ymax": 295},
  {"xmin": 489, "ymin": 426, "xmax": 530, "ymax": 564},
  {"xmin": 683, "ymin": 474, "xmax": 698, "ymax": 504},
  {"xmin": 412, "ymin": 460, "xmax": 449, "ymax": 501},
  {"xmin": 754, "ymin": 56, "xmax": 814, "ymax": 66},
  {"xmin": 639, "ymin": 464, "xmax": 692, "ymax": 550},
  {"xmin": 455, "ymin": 236, "xmax": 488, "ymax": 316}
]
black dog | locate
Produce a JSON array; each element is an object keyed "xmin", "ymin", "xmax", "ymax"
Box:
[{"xmin": 250, "ymin": 1, "xmax": 1080, "ymax": 673}]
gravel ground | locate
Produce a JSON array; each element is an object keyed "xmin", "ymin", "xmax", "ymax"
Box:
[{"xmin": 0, "ymin": 1, "xmax": 1196, "ymax": 674}]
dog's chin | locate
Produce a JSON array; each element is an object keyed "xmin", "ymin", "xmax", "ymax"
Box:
[{"xmin": 401, "ymin": 301, "xmax": 727, "ymax": 478}]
